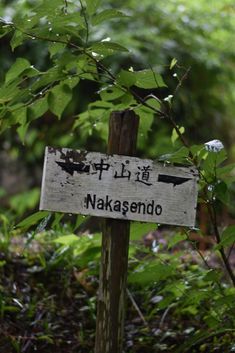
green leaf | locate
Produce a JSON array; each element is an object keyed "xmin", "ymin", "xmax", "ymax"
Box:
[
  {"xmin": 53, "ymin": 234, "xmax": 79, "ymax": 246},
  {"xmin": 31, "ymin": 66, "xmax": 65, "ymax": 91},
  {"xmin": 130, "ymin": 222, "xmax": 156, "ymax": 241},
  {"xmin": 48, "ymin": 83, "xmax": 72, "ymax": 118},
  {"xmin": 203, "ymin": 269, "xmax": 221, "ymax": 282},
  {"xmin": 13, "ymin": 13, "xmax": 39, "ymax": 29},
  {"xmin": 216, "ymin": 225, "xmax": 235, "ymax": 249},
  {"xmin": 170, "ymin": 58, "xmax": 177, "ymax": 70},
  {"xmin": 10, "ymin": 30, "xmax": 25, "ymax": 50},
  {"xmin": 113, "ymin": 92, "xmax": 136, "ymax": 111},
  {"xmin": 171, "ymin": 126, "xmax": 185, "ymax": 145},
  {"xmin": 134, "ymin": 105, "xmax": 154, "ymax": 149},
  {"xmin": 144, "ymin": 97, "xmax": 161, "ymax": 111},
  {"xmin": 33, "ymin": 0, "xmax": 63, "ymax": 17},
  {"xmin": 10, "ymin": 188, "xmax": 40, "ymax": 215},
  {"xmin": 203, "ymin": 149, "xmax": 227, "ymax": 178},
  {"xmin": 134, "ymin": 69, "xmax": 166, "ymax": 89},
  {"xmin": 17, "ymin": 211, "xmax": 50, "ymax": 229},
  {"xmin": 175, "ymin": 329, "xmax": 235, "ymax": 353},
  {"xmin": 28, "ymin": 97, "xmax": 48, "ymax": 121},
  {"xmin": 163, "ymin": 281, "xmax": 187, "ymax": 297},
  {"xmin": 90, "ymin": 41, "xmax": 128, "ymax": 56},
  {"xmin": 189, "ymin": 144, "xmax": 205, "ymax": 161},
  {"xmin": 0, "ymin": 81, "xmax": 20, "ymax": 104},
  {"xmin": 168, "ymin": 232, "xmax": 187, "ymax": 249},
  {"xmin": 17, "ymin": 121, "xmax": 30, "ymax": 143},
  {"xmin": 128, "ymin": 261, "xmax": 174, "ymax": 286},
  {"xmin": 92, "ymin": 9, "xmax": 128, "ymax": 26},
  {"xmin": 50, "ymin": 12, "xmax": 85, "ymax": 30},
  {"xmin": 76, "ymin": 246, "xmax": 101, "ymax": 267},
  {"xmin": 63, "ymin": 76, "xmax": 80, "ymax": 89},
  {"xmin": 158, "ymin": 147, "xmax": 189, "ymax": 164},
  {"xmin": 86, "ymin": 0, "xmax": 101, "ymax": 15},
  {"xmin": 12, "ymin": 106, "xmax": 27, "ymax": 125},
  {"xmin": 89, "ymin": 100, "xmax": 113, "ymax": 109},
  {"xmin": 48, "ymin": 42, "xmax": 66, "ymax": 58},
  {"xmin": 116, "ymin": 70, "xmax": 136, "ymax": 88},
  {"xmin": 99, "ymin": 85, "xmax": 125, "ymax": 101},
  {"xmin": 0, "ymin": 24, "xmax": 13, "ymax": 38},
  {"xmin": 217, "ymin": 163, "xmax": 235, "ymax": 177},
  {"xmin": 5, "ymin": 58, "xmax": 31, "ymax": 83},
  {"xmin": 37, "ymin": 335, "xmax": 54, "ymax": 344},
  {"xmin": 214, "ymin": 181, "xmax": 229, "ymax": 205}
]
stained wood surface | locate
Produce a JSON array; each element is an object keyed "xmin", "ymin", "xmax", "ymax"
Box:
[
  {"xmin": 95, "ymin": 110, "xmax": 139, "ymax": 353},
  {"xmin": 40, "ymin": 149, "xmax": 198, "ymax": 227}
]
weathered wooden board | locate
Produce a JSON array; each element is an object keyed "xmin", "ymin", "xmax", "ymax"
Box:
[{"xmin": 40, "ymin": 147, "xmax": 199, "ymax": 227}]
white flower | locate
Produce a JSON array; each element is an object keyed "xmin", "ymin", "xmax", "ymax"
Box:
[{"xmin": 204, "ymin": 139, "xmax": 224, "ymax": 153}]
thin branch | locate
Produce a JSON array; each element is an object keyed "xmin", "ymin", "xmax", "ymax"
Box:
[
  {"xmin": 207, "ymin": 202, "xmax": 235, "ymax": 286},
  {"xmin": 227, "ymin": 242, "xmax": 235, "ymax": 260},
  {"xmin": 174, "ymin": 66, "xmax": 191, "ymax": 96},
  {"xmin": 126, "ymin": 288, "xmax": 148, "ymax": 327},
  {"xmin": 79, "ymin": 0, "xmax": 89, "ymax": 46},
  {"xmin": 183, "ymin": 228, "xmax": 234, "ymax": 312},
  {"xmin": 159, "ymin": 303, "xmax": 176, "ymax": 329},
  {"xmin": 63, "ymin": 0, "xmax": 68, "ymax": 14},
  {"xmin": 183, "ymin": 229, "xmax": 212, "ymax": 270},
  {"xmin": 6, "ymin": 21, "xmax": 83, "ymax": 51}
]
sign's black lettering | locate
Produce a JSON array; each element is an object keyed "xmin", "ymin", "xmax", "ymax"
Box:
[
  {"xmin": 56, "ymin": 161, "xmax": 90, "ymax": 176},
  {"xmin": 105, "ymin": 195, "xmax": 113, "ymax": 211},
  {"xmin": 147, "ymin": 200, "xmax": 154, "ymax": 215},
  {"xmin": 158, "ymin": 174, "xmax": 191, "ymax": 186},
  {"xmin": 114, "ymin": 163, "xmax": 131, "ymax": 180},
  {"xmin": 155, "ymin": 204, "xmax": 162, "ymax": 215},
  {"xmin": 84, "ymin": 193, "xmax": 163, "ymax": 217},
  {"xmin": 122, "ymin": 201, "xmax": 129, "ymax": 216},
  {"xmin": 135, "ymin": 165, "xmax": 152, "ymax": 186},
  {"xmin": 94, "ymin": 159, "xmax": 110, "ymax": 180},
  {"xmin": 130, "ymin": 202, "xmax": 137, "ymax": 213},
  {"xmin": 85, "ymin": 193, "xmax": 96, "ymax": 209},
  {"xmin": 97, "ymin": 198, "xmax": 105, "ymax": 210},
  {"xmin": 114, "ymin": 200, "xmax": 121, "ymax": 212},
  {"xmin": 137, "ymin": 202, "xmax": 146, "ymax": 214}
]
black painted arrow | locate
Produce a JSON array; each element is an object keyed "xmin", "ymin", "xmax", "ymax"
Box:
[
  {"xmin": 158, "ymin": 174, "xmax": 192, "ymax": 186},
  {"xmin": 56, "ymin": 161, "xmax": 90, "ymax": 176}
]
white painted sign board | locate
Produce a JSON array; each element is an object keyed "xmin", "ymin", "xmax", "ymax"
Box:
[{"xmin": 40, "ymin": 147, "xmax": 198, "ymax": 227}]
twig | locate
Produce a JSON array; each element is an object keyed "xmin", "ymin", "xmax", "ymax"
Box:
[
  {"xmin": 126, "ymin": 288, "xmax": 148, "ymax": 327},
  {"xmin": 159, "ymin": 303, "xmax": 176, "ymax": 329},
  {"xmin": 79, "ymin": 0, "xmax": 89, "ymax": 46},
  {"xmin": 63, "ymin": 0, "xmax": 68, "ymax": 14},
  {"xmin": 174, "ymin": 66, "xmax": 191, "ymax": 96},
  {"xmin": 208, "ymin": 202, "xmax": 235, "ymax": 286},
  {"xmin": 227, "ymin": 242, "xmax": 235, "ymax": 260},
  {"xmin": 183, "ymin": 229, "xmax": 212, "ymax": 270}
]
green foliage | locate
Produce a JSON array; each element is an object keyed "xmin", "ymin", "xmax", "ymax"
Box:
[
  {"xmin": 0, "ymin": 0, "xmax": 168, "ymax": 149},
  {"xmin": 9, "ymin": 188, "xmax": 40, "ymax": 215},
  {"xmin": 133, "ymin": 69, "xmax": 166, "ymax": 89},
  {"xmin": 16, "ymin": 211, "xmax": 50, "ymax": 230}
]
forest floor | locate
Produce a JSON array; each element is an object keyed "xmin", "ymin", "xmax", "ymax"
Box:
[{"xmin": 0, "ymin": 225, "xmax": 235, "ymax": 353}]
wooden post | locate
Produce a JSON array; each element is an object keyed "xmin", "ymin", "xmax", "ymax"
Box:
[{"xmin": 95, "ymin": 110, "xmax": 139, "ymax": 353}]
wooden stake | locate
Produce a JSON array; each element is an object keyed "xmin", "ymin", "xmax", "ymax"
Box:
[{"xmin": 95, "ymin": 110, "xmax": 139, "ymax": 353}]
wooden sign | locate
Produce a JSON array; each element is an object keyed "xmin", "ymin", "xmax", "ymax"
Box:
[{"xmin": 40, "ymin": 146, "xmax": 198, "ymax": 227}]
